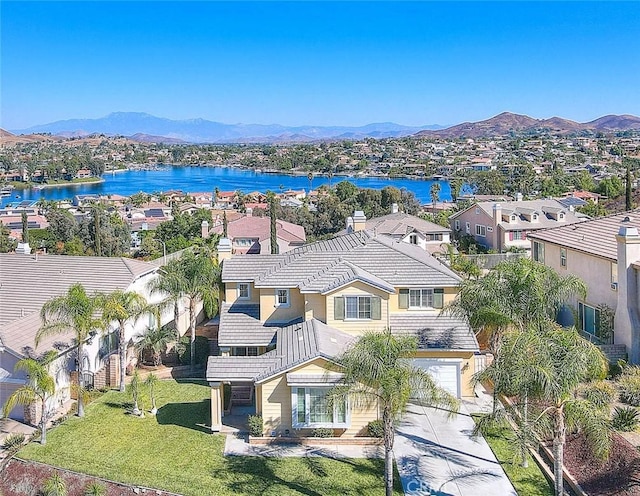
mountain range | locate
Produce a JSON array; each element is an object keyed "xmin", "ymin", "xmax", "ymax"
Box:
[
  {"xmin": 415, "ymin": 112, "xmax": 640, "ymax": 138},
  {"xmin": 10, "ymin": 112, "xmax": 443, "ymax": 143},
  {"xmin": 7, "ymin": 111, "xmax": 640, "ymax": 144}
]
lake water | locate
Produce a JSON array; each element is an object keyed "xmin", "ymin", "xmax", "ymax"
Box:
[{"xmin": 1, "ymin": 166, "xmax": 451, "ymax": 207}]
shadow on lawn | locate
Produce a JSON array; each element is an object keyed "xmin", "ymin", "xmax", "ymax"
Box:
[{"xmin": 156, "ymin": 399, "xmax": 211, "ymax": 433}]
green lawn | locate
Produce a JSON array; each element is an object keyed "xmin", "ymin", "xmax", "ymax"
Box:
[
  {"xmin": 477, "ymin": 418, "xmax": 554, "ymax": 496},
  {"xmin": 19, "ymin": 379, "xmax": 401, "ymax": 496}
]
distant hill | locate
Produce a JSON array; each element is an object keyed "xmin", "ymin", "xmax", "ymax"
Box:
[
  {"xmin": 415, "ymin": 112, "xmax": 640, "ymax": 138},
  {"xmin": 129, "ymin": 133, "xmax": 187, "ymax": 144},
  {"xmin": 11, "ymin": 112, "xmax": 445, "ymax": 144}
]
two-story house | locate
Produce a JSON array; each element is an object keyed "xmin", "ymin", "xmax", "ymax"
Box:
[
  {"xmin": 338, "ymin": 204, "xmax": 452, "ymax": 255},
  {"xmin": 527, "ymin": 212, "xmax": 640, "ymax": 363},
  {"xmin": 206, "ymin": 230, "xmax": 479, "ymax": 437},
  {"xmin": 449, "ymin": 199, "xmax": 584, "ymax": 252}
]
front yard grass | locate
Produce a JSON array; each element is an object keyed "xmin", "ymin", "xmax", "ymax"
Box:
[
  {"xmin": 476, "ymin": 418, "xmax": 554, "ymax": 496},
  {"xmin": 19, "ymin": 379, "xmax": 400, "ymax": 496}
]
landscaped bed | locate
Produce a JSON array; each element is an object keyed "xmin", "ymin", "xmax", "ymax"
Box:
[{"xmin": 8, "ymin": 379, "xmax": 401, "ymax": 496}]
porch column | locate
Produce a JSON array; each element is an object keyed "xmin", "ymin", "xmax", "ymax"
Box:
[{"xmin": 209, "ymin": 381, "xmax": 222, "ymax": 432}]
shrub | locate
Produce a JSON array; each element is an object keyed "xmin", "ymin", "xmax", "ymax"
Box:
[
  {"xmin": 618, "ymin": 373, "xmax": 640, "ymax": 406},
  {"xmin": 42, "ymin": 472, "xmax": 67, "ymax": 496},
  {"xmin": 311, "ymin": 427, "xmax": 334, "ymax": 438},
  {"xmin": 612, "ymin": 406, "xmax": 640, "ymax": 432},
  {"xmin": 178, "ymin": 336, "xmax": 209, "ymax": 365},
  {"xmin": 84, "ymin": 482, "xmax": 107, "ymax": 496},
  {"xmin": 2, "ymin": 432, "xmax": 25, "ymax": 450},
  {"xmin": 366, "ymin": 419, "xmax": 384, "ymax": 438},
  {"xmin": 223, "ymin": 383, "xmax": 232, "ymax": 411},
  {"xmin": 248, "ymin": 414, "xmax": 263, "ymax": 437},
  {"xmin": 582, "ymin": 381, "xmax": 617, "ymax": 407}
]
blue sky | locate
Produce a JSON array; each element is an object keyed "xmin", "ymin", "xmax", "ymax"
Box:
[{"xmin": 2, "ymin": 1, "xmax": 639, "ymax": 129}]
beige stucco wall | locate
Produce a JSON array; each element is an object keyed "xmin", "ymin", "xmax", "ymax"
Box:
[
  {"xmin": 325, "ymin": 281, "xmax": 389, "ymax": 335},
  {"xmin": 304, "ymin": 293, "xmax": 327, "ymax": 323},
  {"xmin": 260, "ymin": 287, "xmax": 305, "ymax": 324},
  {"xmin": 225, "ymin": 282, "xmax": 260, "ymax": 305},
  {"xmin": 257, "ymin": 358, "xmax": 378, "ymax": 438},
  {"xmin": 537, "ymin": 241, "xmax": 617, "ymax": 312},
  {"xmin": 387, "ymin": 286, "xmax": 457, "ymax": 312}
]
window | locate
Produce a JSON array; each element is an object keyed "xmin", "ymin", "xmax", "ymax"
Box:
[
  {"xmin": 611, "ymin": 262, "xmax": 618, "ymax": 285},
  {"xmin": 334, "ymin": 296, "xmax": 381, "ymax": 320},
  {"xmin": 533, "ymin": 241, "xmax": 545, "ymax": 263},
  {"xmin": 346, "ymin": 295, "xmax": 371, "ymax": 319},
  {"xmin": 475, "ymin": 207, "xmax": 480, "ymax": 215},
  {"xmin": 238, "ymin": 283, "xmax": 250, "ymax": 299},
  {"xmin": 578, "ymin": 302, "xmax": 601, "ymax": 337},
  {"xmin": 454, "ymin": 220, "xmax": 460, "ymax": 231},
  {"xmin": 475, "ymin": 224, "xmax": 486, "ymax": 237},
  {"xmin": 292, "ymin": 387, "xmax": 349, "ymax": 428},
  {"xmin": 400, "ymin": 288, "xmax": 444, "ymax": 309},
  {"xmin": 275, "ymin": 289, "xmax": 290, "ymax": 307},
  {"xmin": 465, "ymin": 222, "xmax": 470, "ymax": 234},
  {"xmin": 426, "ymin": 233, "xmax": 443, "ymax": 242},
  {"xmin": 99, "ymin": 330, "xmax": 119, "ymax": 359},
  {"xmin": 408, "ymin": 233, "xmax": 418, "ymax": 245},
  {"xmin": 248, "ymin": 347, "xmax": 259, "ymax": 357},
  {"xmin": 509, "ymin": 230, "xmax": 525, "ymax": 241},
  {"xmin": 560, "ymin": 248, "xmax": 567, "ymax": 267}
]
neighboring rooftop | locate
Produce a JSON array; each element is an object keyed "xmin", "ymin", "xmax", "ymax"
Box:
[
  {"xmin": 210, "ymin": 215, "xmax": 306, "ymax": 244},
  {"xmin": 390, "ymin": 313, "xmax": 479, "ymax": 351},
  {"xmin": 527, "ymin": 210, "xmax": 640, "ymax": 261}
]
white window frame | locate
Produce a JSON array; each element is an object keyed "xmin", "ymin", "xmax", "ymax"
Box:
[
  {"xmin": 533, "ymin": 241, "xmax": 545, "ymax": 263},
  {"xmin": 454, "ymin": 219, "xmax": 460, "ymax": 231},
  {"xmin": 475, "ymin": 224, "xmax": 487, "ymax": 237},
  {"xmin": 292, "ymin": 387, "xmax": 350, "ymax": 429},
  {"xmin": 275, "ymin": 288, "xmax": 290, "ymax": 308},
  {"xmin": 238, "ymin": 283, "xmax": 251, "ymax": 300},
  {"xmin": 408, "ymin": 233, "xmax": 418, "ymax": 245},
  {"xmin": 345, "ymin": 295, "xmax": 372, "ymax": 320},
  {"xmin": 560, "ymin": 248, "xmax": 567, "ymax": 268},
  {"xmin": 465, "ymin": 222, "xmax": 470, "ymax": 234},
  {"xmin": 409, "ymin": 289, "xmax": 434, "ymax": 309}
]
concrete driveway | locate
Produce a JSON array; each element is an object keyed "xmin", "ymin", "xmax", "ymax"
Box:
[{"xmin": 394, "ymin": 403, "xmax": 517, "ymax": 496}]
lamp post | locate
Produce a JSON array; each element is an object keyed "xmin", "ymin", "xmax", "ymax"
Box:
[{"xmin": 156, "ymin": 239, "xmax": 167, "ymax": 265}]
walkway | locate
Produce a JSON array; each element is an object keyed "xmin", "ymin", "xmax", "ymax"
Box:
[{"xmin": 394, "ymin": 402, "xmax": 517, "ymax": 496}]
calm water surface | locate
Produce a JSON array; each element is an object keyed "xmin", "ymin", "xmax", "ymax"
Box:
[{"xmin": 1, "ymin": 166, "xmax": 451, "ymax": 207}]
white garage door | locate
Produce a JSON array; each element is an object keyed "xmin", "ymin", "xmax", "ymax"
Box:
[{"xmin": 413, "ymin": 359, "xmax": 461, "ymax": 398}]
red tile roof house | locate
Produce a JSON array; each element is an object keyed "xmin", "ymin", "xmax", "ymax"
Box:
[{"xmin": 209, "ymin": 211, "xmax": 306, "ymax": 254}]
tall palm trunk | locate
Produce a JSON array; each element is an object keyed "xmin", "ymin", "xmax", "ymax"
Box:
[
  {"xmin": 40, "ymin": 397, "xmax": 47, "ymax": 445},
  {"xmin": 553, "ymin": 406, "xmax": 566, "ymax": 496},
  {"xmin": 77, "ymin": 343, "xmax": 85, "ymax": 418},
  {"xmin": 119, "ymin": 321, "xmax": 127, "ymax": 392},
  {"xmin": 189, "ymin": 297, "xmax": 196, "ymax": 371},
  {"xmin": 383, "ymin": 406, "xmax": 395, "ymax": 496}
]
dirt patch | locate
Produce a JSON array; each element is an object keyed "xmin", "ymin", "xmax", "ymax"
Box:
[
  {"xmin": 0, "ymin": 459, "xmax": 177, "ymax": 496},
  {"xmin": 563, "ymin": 433, "xmax": 640, "ymax": 495}
]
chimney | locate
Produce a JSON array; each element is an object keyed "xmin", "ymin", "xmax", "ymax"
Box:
[
  {"xmin": 391, "ymin": 203, "xmax": 399, "ymax": 214},
  {"xmin": 346, "ymin": 216, "xmax": 354, "ymax": 233},
  {"xmin": 246, "ymin": 207, "xmax": 253, "ymax": 217},
  {"xmin": 493, "ymin": 203, "xmax": 502, "ymax": 225},
  {"xmin": 217, "ymin": 237, "xmax": 232, "ymax": 264},
  {"xmin": 353, "ymin": 211, "xmax": 367, "ymax": 232},
  {"xmin": 15, "ymin": 242, "xmax": 31, "ymax": 255},
  {"xmin": 615, "ymin": 217, "xmax": 640, "ymax": 363},
  {"xmin": 201, "ymin": 220, "xmax": 210, "ymax": 239},
  {"xmin": 516, "ymin": 192, "xmax": 523, "ymax": 202}
]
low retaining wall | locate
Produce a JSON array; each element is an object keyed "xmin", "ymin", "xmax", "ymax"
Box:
[{"xmin": 249, "ymin": 436, "xmax": 382, "ymax": 446}]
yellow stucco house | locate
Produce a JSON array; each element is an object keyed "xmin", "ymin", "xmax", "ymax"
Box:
[{"xmin": 206, "ymin": 229, "xmax": 479, "ymax": 437}]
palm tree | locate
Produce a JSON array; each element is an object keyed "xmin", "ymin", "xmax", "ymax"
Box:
[
  {"xmin": 145, "ymin": 373, "xmax": 159, "ymax": 415},
  {"xmin": 100, "ymin": 290, "xmax": 149, "ymax": 392},
  {"xmin": 135, "ymin": 323, "xmax": 178, "ymax": 366},
  {"xmin": 147, "ymin": 251, "xmax": 220, "ymax": 371},
  {"xmin": 533, "ymin": 326, "xmax": 611, "ymax": 496},
  {"xmin": 430, "ymin": 182, "xmax": 441, "ymax": 214},
  {"xmin": 329, "ymin": 332, "xmax": 459, "ymax": 496},
  {"xmin": 3, "ymin": 350, "xmax": 57, "ymax": 445},
  {"xmin": 36, "ymin": 283, "xmax": 105, "ymax": 418}
]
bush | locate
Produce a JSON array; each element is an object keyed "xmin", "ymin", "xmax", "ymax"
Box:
[
  {"xmin": 248, "ymin": 415, "xmax": 263, "ymax": 437},
  {"xmin": 618, "ymin": 370, "xmax": 640, "ymax": 406},
  {"xmin": 311, "ymin": 427, "xmax": 334, "ymax": 438},
  {"xmin": 42, "ymin": 472, "xmax": 67, "ymax": 496},
  {"xmin": 612, "ymin": 406, "xmax": 640, "ymax": 432},
  {"xmin": 366, "ymin": 420, "xmax": 384, "ymax": 438},
  {"xmin": 582, "ymin": 381, "xmax": 617, "ymax": 407},
  {"xmin": 2, "ymin": 432, "xmax": 25, "ymax": 450},
  {"xmin": 223, "ymin": 383, "xmax": 232, "ymax": 411},
  {"xmin": 178, "ymin": 335, "xmax": 209, "ymax": 366},
  {"xmin": 84, "ymin": 482, "xmax": 107, "ymax": 496}
]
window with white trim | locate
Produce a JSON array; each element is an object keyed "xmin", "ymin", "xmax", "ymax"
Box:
[
  {"xmin": 560, "ymin": 248, "xmax": 567, "ymax": 268},
  {"xmin": 410, "ymin": 289, "xmax": 434, "ymax": 308},
  {"xmin": 400, "ymin": 288, "xmax": 444, "ymax": 309},
  {"xmin": 454, "ymin": 219, "xmax": 460, "ymax": 231},
  {"xmin": 427, "ymin": 233, "xmax": 443, "ymax": 241},
  {"xmin": 578, "ymin": 302, "xmax": 601, "ymax": 337},
  {"xmin": 275, "ymin": 289, "xmax": 290, "ymax": 307},
  {"xmin": 533, "ymin": 241, "xmax": 545, "ymax": 263},
  {"xmin": 346, "ymin": 295, "xmax": 371, "ymax": 319},
  {"xmin": 408, "ymin": 233, "xmax": 418, "ymax": 245},
  {"xmin": 465, "ymin": 222, "xmax": 470, "ymax": 234},
  {"xmin": 475, "ymin": 224, "xmax": 486, "ymax": 237},
  {"xmin": 292, "ymin": 387, "xmax": 349, "ymax": 428},
  {"xmin": 238, "ymin": 283, "xmax": 250, "ymax": 299}
]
